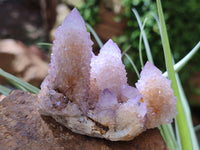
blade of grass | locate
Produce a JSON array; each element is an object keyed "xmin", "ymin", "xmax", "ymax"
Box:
[
  {"xmin": 150, "ymin": 13, "xmax": 161, "ymax": 33},
  {"xmin": 86, "ymin": 23, "xmax": 103, "ymax": 48},
  {"xmin": 132, "ymin": 8, "xmax": 154, "ymax": 64},
  {"xmin": 157, "ymin": 0, "xmax": 194, "ymax": 149},
  {"xmin": 176, "ymin": 73, "xmax": 199, "ymax": 150},
  {"xmin": 158, "ymin": 124, "xmax": 178, "ymax": 150},
  {"xmin": 0, "ymin": 85, "xmax": 11, "ymax": 96},
  {"xmin": 7, "ymin": 78, "xmax": 28, "ymax": 91},
  {"xmin": 158, "ymin": 126, "xmax": 167, "ymax": 142},
  {"xmin": 155, "ymin": 8, "xmax": 199, "ymax": 149},
  {"xmin": 151, "ymin": 13, "xmax": 199, "ymax": 147},
  {"xmin": 174, "ymin": 120, "xmax": 182, "ymax": 149},
  {"xmin": 123, "ymin": 53, "xmax": 140, "ymax": 78},
  {"xmin": 122, "ymin": 45, "xmax": 131, "ymax": 56},
  {"xmin": 150, "ymin": 13, "xmax": 200, "ymax": 77},
  {"xmin": 0, "ymin": 68, "xmax": 40, "ymax": 94},
  {"xmin": 163, "ymin": 41, "xmax": 200, "ymax": 77},
  {"xmin": 139, "ymin": 18, "xmax": 148, "ymax": 68},
  {"xmin": 37, "ymin": 42, "xmax": 53, "ymax": 47}
]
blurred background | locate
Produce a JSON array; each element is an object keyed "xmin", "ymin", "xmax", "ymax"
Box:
[{"xmin": 0, "ymin": 0, "xmax": 200, "ymax": 139}]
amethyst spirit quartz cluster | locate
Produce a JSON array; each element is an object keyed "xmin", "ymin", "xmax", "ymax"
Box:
[{"xmin": 38, "ymin": 8, "xmax": 177, "ymax": 141}]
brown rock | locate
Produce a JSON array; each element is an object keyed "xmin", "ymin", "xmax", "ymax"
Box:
[
  {"xmin": 0, "ymin": 95, "xmax": 6, "ymax": 102},
  {"xmin": 0, "ymin": 39, "xmax": 48, "ymax": 87},
  {"xmin": 0, "ymin": 90, "xmax": 168, "ymax": 150}
]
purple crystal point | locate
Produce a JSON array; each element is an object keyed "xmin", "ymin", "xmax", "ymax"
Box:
[
  {"xmin": 40, "ymin": 7, "xmax": 93, "ymax": 112},
  {"xmin": 90, "ymin": 39, "xmax": 127, "ymax": 95}
]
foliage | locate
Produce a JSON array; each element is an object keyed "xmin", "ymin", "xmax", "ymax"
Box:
[
  {"xmin": 162, "ymin": 1, "xmax": 200, "ymax": 71},
  {"xmin": 113, "ymin": 0, "xmax": 161, "ymax": 71},
  {"xmin": 113, "ymin": 0, "xmax": 200, "ymax": 75},
  {"xmin": 157, "ymin": 0, "xmax": 198, "ymax": 149},
  {"xmin": 78, "ymin": 0, "xmax": 100, "ymax": 26},
  {"xmin": 75, "ymin": 0, "xmax": 200, "ymax": 74}
]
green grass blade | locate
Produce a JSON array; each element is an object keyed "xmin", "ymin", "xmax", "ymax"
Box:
[
  {"xmin": 86, "ymin": 23, "xmax": 103, "ymax": 48},
  {"xmin": 174, "ymin": 41, "xmax": 200, "ymax": 72},
  {"xmin": 6, "ymin": 78, "xmax": 28, "ymax": 91},
  {"xmin": 37, "ymin": 42, "xmax": 53, "ymax": 47},
  {"xmin": 150, "ymin": 13, "xmax": 200, "ymax": 78},
  {"xmin": 132, "ymin": 8, "xmax": 154, "ymax": 64},
  {"xmin": 0, "ymin": 68, "xmax": 40, "ymax": 94},
  {"xmin": 139, "ymin": 18, "xmax": 148, "ymax": 68},
  {"xmin": 122, "ymin": 45, "xmax": 131, "ymax": 56},
  {"xmin": 0, "ymin": 85, "xmax": 11, "ymax": 96},
  {"xmin": 158, "ymin": 124, "xmax": 178, "ymax": 150},
  {"xmin": 163, "ymin": 41, "xmax": 200, "ymax": 77},
  {"xmin": 174, "ymin": 120, "xmax": 182, "ymax": 150},
  {"xmin": 152, "ymin": 11, "xmax": 199, "ymax": 149},
  {"xmin": 123, "ymin": 53, "xmax": 140, "ymax": 78},
  {"xmin": 176, "ymin": 73, "xmax": 199, "ymax": 150},
  {"xmin": 158, "ymin": 126, "xmax": 167, "ymax": 142},
  {"xmin": 150, "ymin": 13, "xmax": 162, "ymax": 33},
  {"xmin": 157, "ymin": 0, "xmax": 193, "ymax": 149}
]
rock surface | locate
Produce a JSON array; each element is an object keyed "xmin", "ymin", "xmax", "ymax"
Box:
[
  {"xmin": 0, "ymin": 94, "xmax": 6, "ymax": 102},
  {"xmin": 0, "ymin": 90, "xmax": 168, "ymax": 150}
]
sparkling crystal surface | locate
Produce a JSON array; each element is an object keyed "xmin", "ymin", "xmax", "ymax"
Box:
[
  {"xmin": 41, "ymin": 8, "xmax": 93, "ymax": 112},
  {"xmin": 136, "ymin": 62, "xmax": 177, "ymax": 128},
  {"xmin": 90, "ymin": 39, "xmax": 127, "ymax": 95},
  {"xmin": 38, "ymin": 8, "xmax": 177, "ymax": 141}
]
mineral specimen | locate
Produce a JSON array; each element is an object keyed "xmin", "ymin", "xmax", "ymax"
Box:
[{"xmin": 38, "ymin": 8, "xmax": 177, "ymax": 141}]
